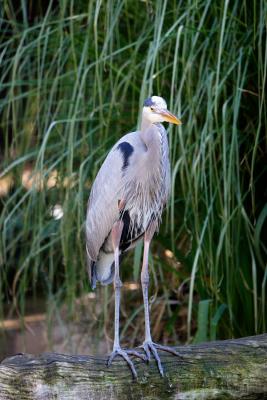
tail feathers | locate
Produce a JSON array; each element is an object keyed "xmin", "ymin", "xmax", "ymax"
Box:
[
  {"xmin": 87, "ymin": 258, "xmax": 97, "ymax": 290},
  {"xmin": 87, "ymin": 245, "xmax": 114, "ymax": 289},
  {"xmin": 99, "ymin": 261, "xmax": 115, "ymax": 286},
  {"xmin": 90, "ymin": 251, "xmax": 115, "ymax": 287},
  {"xmin": 89, "ymin": 261, "xmax": 97, "ymax": 290},
  {"xmin": 88, "ymin": 251, "xmax": 125, "ymax": 289}
]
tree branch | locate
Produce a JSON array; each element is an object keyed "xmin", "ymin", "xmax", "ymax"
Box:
[{"xmin": 0, "ymin": 334, "xmax": 266, "ymax": 399}]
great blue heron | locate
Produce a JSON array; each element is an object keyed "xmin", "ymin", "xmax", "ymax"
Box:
[{"xmin": 86, "ymin": 96, "xmax": 182, "ymax": 377}]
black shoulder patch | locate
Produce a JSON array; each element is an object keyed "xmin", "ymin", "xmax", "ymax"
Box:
[
  {"xmin": 117, "ymin": 142, "xmax": 134, "ymax": 170},
  {"xmin": 144, "ymin": 97, "xmax": 153, "ymax": 107}
]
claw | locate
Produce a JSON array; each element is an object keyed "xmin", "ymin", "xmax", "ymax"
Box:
[
  {"xmin": 107, "ymin": 347, "xmax": 145, "ymax": 378},
  {"xmin": 140, "ymin": 341, "xmax": 182, "ymax": 376}
]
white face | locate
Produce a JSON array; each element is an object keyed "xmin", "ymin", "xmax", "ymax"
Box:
[{"xmin": 142, "ymin": 96, "xmax": 168, "ymax": 123}]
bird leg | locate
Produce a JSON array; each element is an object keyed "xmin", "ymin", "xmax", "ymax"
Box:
[
  {"xmin": 107, "ymin": 220, "xmax": 145, "ymax": 378},
  {"xmin": 140, "ymin": 223, "xmax": 181, "ymax": 376}
]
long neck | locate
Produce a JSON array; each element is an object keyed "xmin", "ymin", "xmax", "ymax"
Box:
[
  {"xmin": 141, "ymin": 125, "xmax": 159, "ymax": 152},
  {"xmin": 140, "ymin": 118, "xmax": 163, "ymax": 174},
  {"xmin": 140, "ymin": 113, "xmax": 161, "ymax": 148},
  {"xmin": 141, "ymin": 115, "xmax": 152, "ymax": 134},
  {"xmin": 139, "ymin": 116, "xmax": 170, "ymax": 213}
]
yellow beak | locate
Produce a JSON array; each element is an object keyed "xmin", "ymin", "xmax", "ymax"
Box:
[{"xmin": 160, "ymin": 110, "xmax": 182, "ymax": 125}]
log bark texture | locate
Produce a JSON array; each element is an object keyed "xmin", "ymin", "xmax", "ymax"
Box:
[{"xmin": 0, "ymin": 334, "xmax": 266, "ymax": 400}]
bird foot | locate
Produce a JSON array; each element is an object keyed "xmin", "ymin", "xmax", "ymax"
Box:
[
  {"xmin": 107, "ymin": 346, "xmax": 146, "ymax": 379},
  {"xmin": 140, "ymin": 341, "xmax": 182, "ymax": 376}
]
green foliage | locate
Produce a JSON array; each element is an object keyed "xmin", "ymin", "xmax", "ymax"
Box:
[
  {"xmin": 194, "ymin": 300, "xmax": 212, "ymax": 344},
  {"xmin": 0, "ymin": 0, "xmax": 266, "ymax": 340},
  {"xmin": 210, "ymin": 303, "xmax": 228, "ymax": 341},
  {"xmin": 194, "ymin": 300, "xmax": 227, "ymax": 343}
]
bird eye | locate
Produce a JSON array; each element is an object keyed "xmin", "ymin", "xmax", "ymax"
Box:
[{"xmin": 150, "ymin": 107, "xmax": 154, "ymax": 111}]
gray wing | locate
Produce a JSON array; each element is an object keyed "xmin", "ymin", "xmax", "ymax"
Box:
[
  {"xmin": 85, "ymin": 132, "xmax": 142, "ymax": 265},
  {"xmin": 86, "ymin": 151, "xmax": 122, "ymax": 261}
]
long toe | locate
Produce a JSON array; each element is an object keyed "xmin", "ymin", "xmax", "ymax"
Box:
[
  {"xmin": 140, "ymin": 342, "xmax": 164, "ymax": 376},
  {"xmin": 107, "ymin": 348, "xmax": 141, "ymax": 379},
  {"xmin": 140, "ymin": 342, "xmax": 151, "ymax": 362},
  {"xmin": 126, "ymin": 349, "xmax": 147, "ymax": 362},
  {"xmin": 154, "ymin": 343, "xmax": 183, "ymax": 358},
  {"xmin": 140, "ymin": 341, "xmax": 183, "ymax": 376}
]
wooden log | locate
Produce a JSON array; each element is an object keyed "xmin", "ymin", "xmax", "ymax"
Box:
[{"xmin": 0, "ymin": 334, "xmax": 266, "ymax": 400}]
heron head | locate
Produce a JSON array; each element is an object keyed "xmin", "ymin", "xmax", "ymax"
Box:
[{"xmin": 143, "ymin": 96, "xmax": 182, "ymax": 125}]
